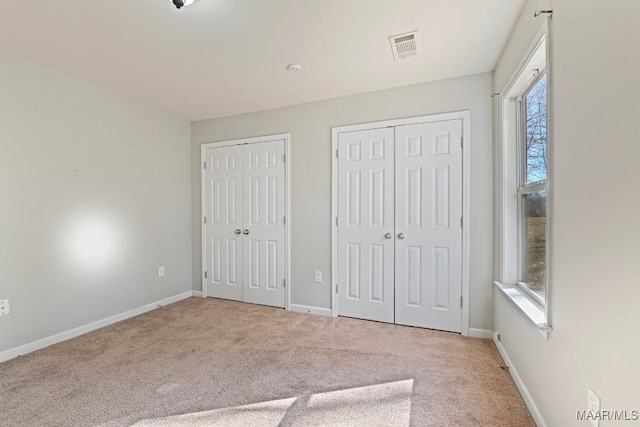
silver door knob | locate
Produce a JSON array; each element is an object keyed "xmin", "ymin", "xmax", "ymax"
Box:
[
  {"xmin": 243, "ymin": 229, "xmax": 250, "ymax": 235},
  {"xmin": 384, "ymin": 233, "xmax": 392, "ymax": 239},
  {"xmin": 398, "ymin": 233, "xmax": 405, "ymax": 239},
  {"xmin": 235, "ymin": 229, "xmax": 242, "ymax": 235}
]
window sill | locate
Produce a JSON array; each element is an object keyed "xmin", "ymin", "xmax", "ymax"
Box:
[{"xmin": 494, "ymin": 281, "xmax": 552, "ymax": 339}]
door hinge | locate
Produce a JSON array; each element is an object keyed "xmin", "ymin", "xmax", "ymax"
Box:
[
  {"xmin": 460, "ymin": 217, "xmax": 463, "ymax": 227},
  {"xmin": 283, "ymin": 279, "xmax": 286, "ymax": 288},
  {"xmin": 283, "ymin": 153, "xmax": 286, "ymax": 163},
  {"xmin": 336, "ymin": 217, "xmax": 338, "ymax": 226},
  {"xmin": 204, "ymin": 271, "xmax": 208, "ymax": 279},
  {"xmin": 336, "ymin": 148, "xmax": 339, "ymax": 158},
  {"xmin": 335, "ymin": 284, "xmax": 339, "ymax": 294},
  {"xmin": 283, "ymin": 216, "xmax": 286, "ymax": 225},
  {"xmin": 460, "ymin": 296, "xmax": 463, "ymax": 308},
  {"xmin": 203, "ymin": 161, "xmax": 207, "ymax": 170},
  {"xmin": 460, "ymin": 137, "xmax": 463, "ymax": 149},
  {"xmin": 204, "ymin": 216, "xmax": 207, "ymax": 224}
]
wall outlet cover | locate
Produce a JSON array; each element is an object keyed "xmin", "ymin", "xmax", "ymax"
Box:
[
  {"xmin": 587, "ymin": 388, "xmax": 601, "ymax": 427},
  {"xmin": 0, "ymin": 299, "xmax": 10, "ymax": 316}
]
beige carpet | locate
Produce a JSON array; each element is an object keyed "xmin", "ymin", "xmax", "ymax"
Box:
[{"xmin": 0, "ymin": 298, "xmax": 534, "ymax": 426}]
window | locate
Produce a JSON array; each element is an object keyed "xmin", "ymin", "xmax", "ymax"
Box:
[
  {"xmin": 498, "ymin": 27, "xmax": 551, "ymax": 332},
  {"xmin": 518, "ymin": 73, "xmax": 548, "ymax": 303}
]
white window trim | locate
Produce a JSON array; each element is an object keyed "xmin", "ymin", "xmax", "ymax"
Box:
[{"xmin": 496, "ymin": 21, "xmax": 553, "ymax": 339}]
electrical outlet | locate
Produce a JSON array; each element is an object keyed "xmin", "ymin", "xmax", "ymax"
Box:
[
  {"xmin": 0, "ymin": 299, "xmax": 10, "ymax": 316},
  {"xmin": 587, "ymin": 388, "xmax": 601, "ymax": 427},
  {"xmin": 314, "ymin": 271, "xmax": 322, "ymax": 283},
  {"xmin": 158, "ymin": 266, "xmax": 165, "ymax": 278}
]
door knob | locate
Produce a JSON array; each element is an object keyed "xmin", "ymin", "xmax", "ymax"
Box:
[
  {"xmin": 235, "ymin": 229, "xmax": 242, "ymax": 235},
  {"xmin": 398, "ymin": 233, "xmax": 405, "ymax": 240},
  {"xmin": 384, "ymin": 233, "xmax": 392, "ymax": 239},
  {"xmin": 243, "ymin": 229, "xmax": 250, "ymax": 235}
]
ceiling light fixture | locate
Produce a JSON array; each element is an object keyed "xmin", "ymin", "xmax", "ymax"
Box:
[
  {"xmin": 172, "ymin": 0, "xmax": 195, "ymax": 9},
  {"xmin": 287, "ymin": 64, "xmax": 302, "ymax": 72}
]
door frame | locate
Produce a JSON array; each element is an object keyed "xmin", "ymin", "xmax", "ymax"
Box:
[
  {"xmin": 201, "ymin": 133, "xmax": 291, "ymax": 311},
  {"xmin": 331, "ymin": 111, "xmax": 471, "ymax": 335}
]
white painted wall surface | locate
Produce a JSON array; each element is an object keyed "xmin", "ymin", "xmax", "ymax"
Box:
[
  {"xmin": 0, "ymin": 52, "xmax": 192, "ymax": 353},
  {"xmin": 192, "ymin": 73, "xmax": 495, "ymax": 331},
  {"xmin": 493, "ymin": 1, "xmax": 640, "ymax": 425}
]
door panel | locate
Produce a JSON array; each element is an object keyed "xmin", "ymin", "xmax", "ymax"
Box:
[
  {"xmin": 242, "ymin": 140, "xmax": 286, "ymax": 308},
  {"xmin": 205, "ymin": 145, "xmax": 244, "ymax": 301},
  {"xmin": 337, "ymin": 128, "xmax": 395, "ymax": 323},
  {"xmin": 394, "ymin": 120, "xmax": 463, "ymax": 332}
]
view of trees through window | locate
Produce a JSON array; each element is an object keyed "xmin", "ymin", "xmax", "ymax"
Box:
[
  {"xmin": 526, "ymin": 75, "xmax": 547, "ymax": 183},
  {"xmin": 522, "ymin": 74, "xmax": 547, "ymax": 298}
]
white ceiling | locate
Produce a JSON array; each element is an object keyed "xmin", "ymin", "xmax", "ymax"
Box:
[{"xmin": 0, "ymin": 0, "xmax": 525, "ymax": 121}]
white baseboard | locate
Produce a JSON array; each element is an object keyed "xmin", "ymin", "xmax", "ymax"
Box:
[
  {"xmin": 493, "ymin": 332, "xmax": 547, "ymax": 427},
  {"xmin": 0, "ymin": 291, "xmax": 193, "ymax": 364},
  {"xmin": 468, "ymin": 328, "xmax": 494, "ymax": 339},
  {"xmin": 289, "ymin": 303, "xmax": 332, "ymax": 317},
  {"xmin": 192, "ymin": 290, "xmax": 203, "ymax": 298}
]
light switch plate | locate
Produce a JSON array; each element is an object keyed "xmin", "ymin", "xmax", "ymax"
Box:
[
  {"xmin": 314, "ymin": 271, "xmax": 322, "ymax": 283},
  {"xmin": 159, "ymin": 266, "xmax": 165, "ymax": 278}
]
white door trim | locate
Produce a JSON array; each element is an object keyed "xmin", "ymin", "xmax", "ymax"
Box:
[
  {"xmin": 201, "ymin": 133, "xmax": 291, "ymax": 311},
  {"xmin": 331, "ymin": 112, "xmax": 471, "ymax": 335}
]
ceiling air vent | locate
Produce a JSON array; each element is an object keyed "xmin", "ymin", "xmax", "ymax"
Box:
[{"xmin": 389, "ymin": 31, "xmax": 419, "ymax": 61}]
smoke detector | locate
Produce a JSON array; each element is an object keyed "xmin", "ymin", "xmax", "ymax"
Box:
[{"xmin": 389, "ymin": 31, "xmax": 419, "ymax": 60}]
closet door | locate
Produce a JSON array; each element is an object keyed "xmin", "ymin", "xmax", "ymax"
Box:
[
  {"xmin": 394, "ymin": 120, "xmax": 463, "ymax": 332},
  {"xmin": 204, "ymin": 145, "xmax": 244, "ymax": 302},
  {"xmin": 337, "ymin": 128, "xmax": 395, "ymax": 323},
  {"xmin": 242, "ymin": 140, "xmax": 286, "ymax": 308}
]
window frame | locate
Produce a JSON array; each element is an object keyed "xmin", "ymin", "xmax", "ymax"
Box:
[
  {"xmin": 516, "ymin": 70, "xmax": 548, "ymax": 307},
  {"xmin": 496, "ymin": 21, "xmax": 552, "ymax": 336}
]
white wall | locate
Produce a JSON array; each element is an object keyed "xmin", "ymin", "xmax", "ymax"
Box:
[
  {"xmin": 0, "ymin": 52, "xmax": 192, "ymax": 353},
  {"xmin": 494, "ymin": 1, "xmax": 640, "ymax": 425},
  {"xmin": 192, "ymin": 73, "xmax": 495, "ymax": 331}
]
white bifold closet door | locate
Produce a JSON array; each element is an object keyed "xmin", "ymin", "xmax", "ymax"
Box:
[
  {"xmin": 336, "ymin": 120, "xmax": 462, "ymax": 332},
  {"xmin": 394, "ymin": 121, "xmax": 462, "ymax": 331},
  {"xmin": 337, "ymin": 128, "xmax": 396, "ymax": 323},
  {"xmin": 205, "ymin": 144, "xmax": 244, "ymax": 302},
  {"xmin": 204, "ymin": 140, "xmax": 286, "ymax": 308}
]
